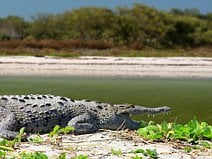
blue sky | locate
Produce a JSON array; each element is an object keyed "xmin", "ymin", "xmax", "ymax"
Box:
[{"xmin": 0, "ymin": 0, "xmax": 211, "ymax": 20}]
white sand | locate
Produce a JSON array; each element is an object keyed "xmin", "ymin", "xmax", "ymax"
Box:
[
  {"xmin": 0, "ymin": 56, "xmax": 212, "ymax": 78},
  {"xmin": 7, "ymin": 131, "xmax": 211, "ymax": 159}
]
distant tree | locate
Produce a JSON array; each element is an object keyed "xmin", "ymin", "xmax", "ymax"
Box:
[
  {"xmin": 127, "ymin": 4, "xmax": 171, "ymax": 48},
  {"xmin": 0, "ymin": 4, "xmax": 211, "ymax": 48},
  {"xmin": 170, "ymin": 8, "xmax": 200, "ymax": 17},
  {"xmin": 29, "ymin": 13, "xmax": 63, "ymax": 39},
  {"xmin": 61, "ymin": 7, "xmax": 115, "ymax": 40},
  {"xmin": 163, "ymin": 21, "xmax": 195, "ymax": 47},
  {"xmin": 0, "ymin": 16, "xmax": 28, "ymax": 40}
]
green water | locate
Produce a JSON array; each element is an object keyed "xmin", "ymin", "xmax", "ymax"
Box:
[{"xmin": 0, "ymin": 76, "xmax": 211, "ymax": 124}]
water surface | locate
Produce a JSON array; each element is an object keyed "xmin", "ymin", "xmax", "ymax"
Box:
[{"xmin": 0, "ymin": 76, "xmax": 211, "ymax": 124}]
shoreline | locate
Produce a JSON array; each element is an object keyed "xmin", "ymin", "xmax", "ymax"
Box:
[{"xmin": 0, "ymin": 56, "xmax": 212, "ymax": 78}]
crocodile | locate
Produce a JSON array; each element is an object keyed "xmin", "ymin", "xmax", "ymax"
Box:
[{"xmin": 0, "ymin": 94, "xmax": 171, "ymax": 139}]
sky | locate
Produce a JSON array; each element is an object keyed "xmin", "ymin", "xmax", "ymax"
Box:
[{"xmin": 0, "ymin": 0, "xmax": 211, "ymax": 20}]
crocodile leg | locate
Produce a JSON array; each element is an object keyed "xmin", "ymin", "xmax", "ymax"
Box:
[
  {"xmin": 0, "ymin": 107, "xmax": 19, "ymax": 139},
  {"xmin": 67, "ymin": 112, "xmax": 98, "ymax": 134}
]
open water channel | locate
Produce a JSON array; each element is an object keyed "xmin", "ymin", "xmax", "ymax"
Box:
[{"xmin": 0, "ymin": 76, "xmax": 211, "ymax": 124}]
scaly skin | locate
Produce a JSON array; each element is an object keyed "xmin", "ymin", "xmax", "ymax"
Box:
[{"xmin": 0, "ymin": 94, "xmax": 171, "ymax": 139}]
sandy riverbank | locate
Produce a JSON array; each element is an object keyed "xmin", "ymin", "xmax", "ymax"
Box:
[
  {"xmin": 0, "ymin": 56, "xmax": 212, "ymax": 78},
  {"xmin": 6, "ymin": 130, "xmax": 212, "ymax": 159}
]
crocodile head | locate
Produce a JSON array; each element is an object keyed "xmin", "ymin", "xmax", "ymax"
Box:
[{"xmin": 97, "ymin": 104, "xmax": 171, "ymax": 131}]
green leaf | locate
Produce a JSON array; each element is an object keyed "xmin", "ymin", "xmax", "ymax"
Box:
[
  {"xmin": 15, "ymin": 127, "xmax": 26, "ymax": 142},
  {"xmin": 137, "ymin": 125, "xmax": 162, "ymax": 140},
  {"xmin": 0, "ymin": 145, "xmax": 14, "ymax": 151},
  {"xmin": 111, "ymin": 148, "xmax": 123, "ymax": 156},
  {"xmin": 0, "ymin": 150, "xmax": 6, "ymax": 157},
  {"xmin": 72, "ymin": 154, "xmax": 88, "ymax": 159},
  {"xmin": 139, "ymin": 120, "xmax": 148, "ymax": 128},
  {"xmin": 19, "ymin": 151, "xmax": 48, "ymax": 159},
  {"xmin": 58, "ymin": 152, "xmax": 66, "ymax": 159},
  {"xmin": 19, "ymin": 127, "xmax": 25, "ymax": 135},
  {"xmin": 49, "ymin": 125, "xmax": 60, "ymax": 137},
  {"xmin": 131, "ymin": 155, "xmax": 143, "ymax": 159},
  {"xmin": 133, "ymin": 149, "xmax": 145, "ymax": 154},
  {"xmin": 28, "ymin": 135, "xmax": 44, "ymax": 143},
  {"xmin": 146, "ymin": 149, "xmax": 158, "ymax": 159},
  {"xmin": 183, "ymin": 146, "xmax": 192, "ymax": 153},
  {"xmin": 59, "ymin": 126, "xmax": 75, "ymax": 134}
]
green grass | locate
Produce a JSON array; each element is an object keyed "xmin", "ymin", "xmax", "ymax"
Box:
[{"xmin": 0, "ymin": 46, "xmax": 211, "ymax": 57}]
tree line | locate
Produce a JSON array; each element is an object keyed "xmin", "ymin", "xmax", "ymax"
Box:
[{"xmin": 0, "ymin": 4, "xmax": 211, "ymax": 49}]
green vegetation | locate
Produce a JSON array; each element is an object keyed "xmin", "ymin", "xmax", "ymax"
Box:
[
  {"xmin": 111, "ymin": 148, "xmax": 123, "ymax": 156},
  {"xmin": 58, "ymin": 152, "xmax": 66, "ymax": 159},
  {"xmin": 110, "ymin": 148, "xmax": 158, "ymax": 159},
  {"xmin": 49, "ymin": 125, "xmax": 75, "ymax": 137},
  {"xmin": 72, "ymin": 155, "xmax": 88, "ymax": 159},
  {"xmin": 48, "ymin": 125, "xmax": 75, "ymax": 144},
  {"xmin": 183, "ymin": 146, "xmax": 192, "ymax": 153},
  {"xmin": 0, "ymin": 127, "xmax": 26, "ymax": 153},
  {"xmin": 0, "ymin": 4, "xmax": 211, "ymax": 56},
  {"xmin": 132, "ymin": 148, "xmax": 158, "ymax": 159},
  {"xmin": 19, "ymin": 151, "xmax": 48, "ymax": 159},
  {"xmin": 0, "ymin": 126, "xmax": 83, "ymax": 159},
  {"xmin": 28, "ymin": 135, "xmax": 44, "ymax": 144},
  {"xmin": 137, "ymin": 117, "xmax": 212, "ymax": 142},
  {"xmin": 0, "ymin": 150, "xmax": 6, "ymax": 158}
]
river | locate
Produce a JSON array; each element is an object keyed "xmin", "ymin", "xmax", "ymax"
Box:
[{"xmin": 0, "ymin": 76, "xmax": 211, "ymax": 124}]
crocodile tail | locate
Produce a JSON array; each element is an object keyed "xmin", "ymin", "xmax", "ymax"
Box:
[{"xmin": 119, "ymin": 105, "xmax": 171, "ymax": 115}]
